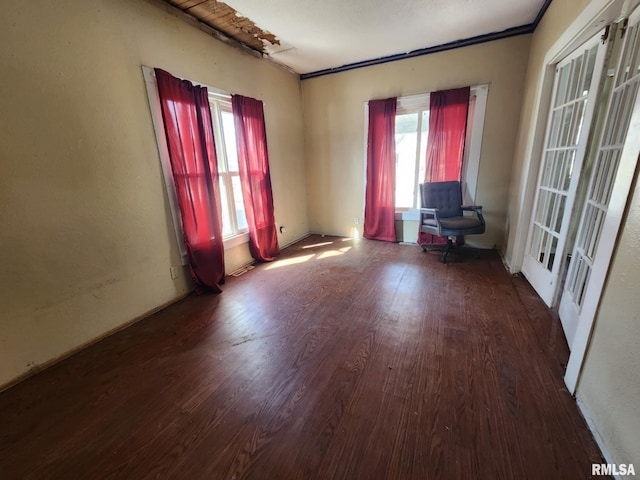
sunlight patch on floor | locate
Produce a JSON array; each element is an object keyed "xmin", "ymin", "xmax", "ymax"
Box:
[
  {"xmin": 317, "ymin": 246, "xmax": 352, "ymax": 259},
  {"xmin": 301, "ymin": 241, "xmax": 334, "ymax": 249},
  {"xmin": 265, "ymin": 253, "xmax": 315, "ymax": 270}
]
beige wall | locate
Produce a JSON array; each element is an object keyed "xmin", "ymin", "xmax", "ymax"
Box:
[
  {"xmin": 578, "ymin": 173, "xmax": 640, "ymax": 469},
  {"xmin": 301, "ymin": 35, "xmax": 531, "ymax": 249},
  {"xmin": 0, "ymin": 0, "xmax": 307, "ymax": 388}
]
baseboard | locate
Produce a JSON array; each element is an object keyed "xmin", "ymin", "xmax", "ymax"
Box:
[
  {"xmin": 280, "ymin": 232, "xmax": 312, "ymax": 249},
  {"xmin": 308, "ymin": 231, "xmax": 355, "ymax": 239},
  {"xmin": 0, "ymin": 292, "xmax": 190, "ymax": 393},
  {"xmin": 497, "ymin": 248, "xmax": 514, "ymax": 274},
  {"xmin": 576, "ymin": 393, "xmax": 621, "ymax": 480}
]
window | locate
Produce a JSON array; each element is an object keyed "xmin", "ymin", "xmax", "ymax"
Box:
[
  {"xmin": 208, "ymin": 93, "xmax": 248, "ymax": 239},
  {"xmin": 395, "ymin": 104, "xmax": 429, "ymax": 209},
  {"xmin": 390, "ymin": 85, "xmax": 488, "ymax": 210}
]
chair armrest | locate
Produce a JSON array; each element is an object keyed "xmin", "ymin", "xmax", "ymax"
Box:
[
  {"xmin": 420, "ymin": 207, "xmax": 439, "ymax": 214},
  {"xmin": 461, "ymin": 205, "xmax": 485, "ymax": 227},
  {"xmin": 419, "ymin": 207, "xmax": 440, "ymax": 220},
  {"xmin": 462, "ymin": 205, "xmax": 483, "ymax": 213}
]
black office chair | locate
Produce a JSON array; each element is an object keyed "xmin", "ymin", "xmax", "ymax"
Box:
[{"xmin": 419, "ymin": 181, "xmax": 485, "ymax": 263}]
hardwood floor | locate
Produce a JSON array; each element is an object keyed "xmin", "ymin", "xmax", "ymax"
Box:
[{"xmin": 0, "ymin": 235, "xmax": 605, "ymax": 479}]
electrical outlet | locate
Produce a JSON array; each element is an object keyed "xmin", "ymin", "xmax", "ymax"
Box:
[
  {"xmin": 170, "ymin": 266, "xmax": 179, "ymax": 280},
  {"xmin": 354, "ymin": 217, "xmax": 359, "ymax": 224}
]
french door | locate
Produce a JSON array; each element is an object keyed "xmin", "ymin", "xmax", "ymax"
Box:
[
  {"xmin": 561, "ymin": 10, "xmax": 640, "ymax": 392},
  {"xmin": 522, "ymin": 35, "xmax": 607, "ymax": 306}
]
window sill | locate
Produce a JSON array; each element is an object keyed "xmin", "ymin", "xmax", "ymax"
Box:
[
  {"xmin": 395, "ymin": 209, "xmax": 420, "ymax": 221},
  {"xmin": 223, "ymin": 231, "xmax": 250, "ymax": 250}
]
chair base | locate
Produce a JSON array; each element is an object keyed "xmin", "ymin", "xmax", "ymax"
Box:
[
  {"xmin": 421, "ymin": 238, "xmax": 454, "ymax": 263},
  {"xmin": 421, "ymin": 238, "xmax": 481, "ymax": 263}
]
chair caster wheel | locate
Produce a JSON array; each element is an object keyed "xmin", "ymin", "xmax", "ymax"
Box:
[{"xmin": 422, "ymin": 246, "xmax": 427, "ymax": 253}]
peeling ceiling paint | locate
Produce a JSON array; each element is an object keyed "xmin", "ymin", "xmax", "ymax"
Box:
[{"xmin": 165, "ymin": 0, "xmax": 280, "ymax": 52}]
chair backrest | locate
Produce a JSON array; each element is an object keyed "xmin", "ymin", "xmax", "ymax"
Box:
[{"xmin": 420, "ymin": 181, "xmax": 463, "ymax": 218}]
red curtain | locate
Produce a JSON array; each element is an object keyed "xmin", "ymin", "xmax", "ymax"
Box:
[
  {"xmin": 364, "ymin": 97, "xmax": 397, "ymax": 242},
  {"xmin": 419, "ymin": 87, "xmax": 470, "ymax": 245},
  {"xmin": 232, "ymin": 94, "xmax": 280, "ymax": 262},
  {"xmin": 155, "ymin": 68, "xmax": 225, "ymax": 294}
]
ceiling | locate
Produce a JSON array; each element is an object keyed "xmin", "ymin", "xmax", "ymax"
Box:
[{"xmin": 165, "ymin": 0, "xmax": 551, "ymax": 77}]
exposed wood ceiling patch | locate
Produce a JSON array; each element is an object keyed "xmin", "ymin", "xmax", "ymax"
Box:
[{"xmin": 164, "ymin": 0, "xmax": 280, "ymax": 53}]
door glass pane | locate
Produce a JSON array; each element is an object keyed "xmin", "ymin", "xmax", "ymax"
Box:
[
  {"xmin": 568, "ymin": 253, "xmax": 591, "ymax": 306},
  {"xmin": 615, "ymin": 82, "xmax": 640, "ymax": 144},
  {"xmin": 570, "ymin": 99, "xmax": 586, "ymax": 145},
  {"xmin": 535, "ymin": 189, "xmax": 549, "ymax": 224},
  {"xmin": 541, "ymin": 151, "xmax": 556, "ymax": 187},
  {"xmin": 551, "ymin": 152, "xmax": 564, "ymax": 189},
  {"xmin": 582, "ymin": 46, "xmax": 598, "ymax": 96},
  {"xmin": 555, "ymin": 195, "xmax": 567, "ymax": 233},
  {"xmin": 559, "ymin": 104, "xmax": 575, "ymax": 146},
  {"xmin": 603, "ymin": 150, "xmax": 621, "ymax": 205},
  {"xmin": 545, "ymin": 192, "xmax": 556, "ymax": 227},
  {"xmin": 530, "ymin": 224, "xmax": 542, "ymax": 258},
  {"xmin": 548, "ymin": 109, "xmax": 562, "ymax": 147},
  {"xmin": 603, "ymin": 89, "xmax": 623, "ymax": 145},
  {"xmin": 632, "ymin": 25, "xmax": 640, "ymax": 78},
  {"xmin": 586, "ymin": 208, "xmax": 605, "ymax": 258},
  {"xmin": 562, "ymin": 150, "xmax": 576, "ymax": 191},
  {"xmin": 618, "ymin": 24, "xmax": 640, "ymax": 86},
  {"xmin": 555, "ymin": 64, "xmax": 571, "ymax": 107},
  {"xmin": 569, "ymin": 55, "xmax": 584, "ymax": 101},
  {"xmin": 548, "ymin": 236, "xmax": 558, "ymax": 271},
  {"xmin": 539, "ymin": 230, "xmax": 549, "ymax": 264}
]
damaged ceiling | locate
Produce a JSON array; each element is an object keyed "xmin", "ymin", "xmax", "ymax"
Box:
[
  {"xmin": 165, "ymin": 0, "xmax": 280, "ymax": 53},
  {"xmin": 164, "ymin": 0, "xmax": 551, "ymax": 77}
]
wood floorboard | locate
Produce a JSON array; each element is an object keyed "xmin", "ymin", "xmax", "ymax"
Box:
[{"xmin": 0, "ymin": 235, "xmax": 606, "ymax": 479}]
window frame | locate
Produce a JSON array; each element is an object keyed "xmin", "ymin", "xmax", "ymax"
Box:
[
  {"xmin": 394, "ymin": 97, "xmax": 430, "ymax": 210},
  {"xmin": 208, "ymin": 93, "xmax": 250, "ymax": 244}
]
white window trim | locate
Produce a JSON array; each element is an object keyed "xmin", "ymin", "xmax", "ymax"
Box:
[
  {"xmin": 141, "ymin": 66, "xmax": 250, "ymax": 257},
  {"xmin": 462, "ymin": 84, "xmax": 489, "ymax": 205},
  {"xmin": 142, "ymin": 65, "xmax": 189, "ymax": 265},
  {"xmin": 223, "ymin": 231, "xmax": 250, "ymax": 249}
]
